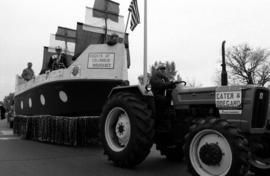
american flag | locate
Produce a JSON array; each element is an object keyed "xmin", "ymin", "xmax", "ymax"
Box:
[{"xmin": 129, "ymin": 0, "xmax": 140, "ymax": 31}]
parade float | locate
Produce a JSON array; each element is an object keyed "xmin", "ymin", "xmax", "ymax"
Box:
[
  {"xmin": 13, "ymin": 1, "xmax": 270, "ymax": 175},
  {"xmin": 13, "ymin": 0, "xmax": 130, "ymax": 145}
]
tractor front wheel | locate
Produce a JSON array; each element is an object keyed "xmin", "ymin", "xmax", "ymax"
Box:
[
  {"xmin": 100, "ymin": 92, "xmax": 154, "ymax": 168},
  {"xmin": 184, "ymin": 118, "xmax": 250, "ymax": 176}
]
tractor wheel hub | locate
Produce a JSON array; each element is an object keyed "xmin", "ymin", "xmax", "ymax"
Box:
[
  {"xmin": 115, "ymin": 114, "xmax": 130, "ymax": 146},
  {"xmin": 199, "ymin": 143, "xmax": 223, "ymax": 166}
]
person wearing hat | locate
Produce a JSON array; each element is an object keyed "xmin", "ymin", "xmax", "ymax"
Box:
[
  {"xmin": 150, "ymin": 63, "xmax": 176, "ymax": 134},
  {"xmin": 150, "ymin": 63, "xmax": 175, "ymax": 98},
  {"xmin": 150, "ymin": 64, "xmax": 186, "ymax": 149},
  {"xmin": 48, "ymin": 46, "xmax": 67, "ymax": 71},
  {"xmin": 21, "ymin": 62, "xmax": 35, "ymax": 81}
]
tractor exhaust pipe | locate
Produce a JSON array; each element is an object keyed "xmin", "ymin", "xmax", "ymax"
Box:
[{"xmin": 221, "ymin": 40, "xmax": 228, "ymax": 86}]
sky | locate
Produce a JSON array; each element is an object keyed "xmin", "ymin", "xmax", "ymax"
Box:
[{"xmin": 1, "ymin": 0, "xmax": 270, "ymax": 100}]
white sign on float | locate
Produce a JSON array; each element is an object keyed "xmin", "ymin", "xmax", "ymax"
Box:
[{"xmin": 88, "ymin": 53, "xmax": 115, "ymax": 69}]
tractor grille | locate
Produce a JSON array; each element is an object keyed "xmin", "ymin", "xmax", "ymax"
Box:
[{"xmin": 252, "ymin": 89, "xmax": 269, "ymax": 128}]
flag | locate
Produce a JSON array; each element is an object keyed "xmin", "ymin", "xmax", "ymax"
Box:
[{"xmin": 129, "ymin": 0, "xmax": 140, "ymax": 31}]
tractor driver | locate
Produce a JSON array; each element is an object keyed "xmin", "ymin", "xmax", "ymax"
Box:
[
  {"xmin": 150, "ymin": 63, "xmax": 178, "ymax": 145},
  {"xmin": 150, "ymin": 63, "xmax": 176, "ymax": 110}
]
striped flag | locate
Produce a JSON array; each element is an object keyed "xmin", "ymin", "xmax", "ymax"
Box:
[{"xmin": 129, "ymin": 0, "xmax": 140, "ymax": 31}]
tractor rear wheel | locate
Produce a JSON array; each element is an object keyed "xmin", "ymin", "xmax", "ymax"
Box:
[
  {"xmin": 184, "ymin": 118, "xmax": 250, "ymax": 176},
  {"xmin": 100, "ymin": 92, "xmax": 154, "ymax": 168}
]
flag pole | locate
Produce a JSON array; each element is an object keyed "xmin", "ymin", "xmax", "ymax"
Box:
[
  {"xmin": 124, "ymin": 10, "xmax": 131, "ymax": 44},
  {"xmin": 104, "ymin": 0, "xmax": 109, "ymax": 43},
  {"xmin": 124, "ymin": 11, "xmax": 131, "ymax": 34},
  {"xmin": 143, "ymin": 0, "xmax": 148, "ymax": 85},
  {"xmin": 64, "ymin": 29, "xmax": 68, "ymax": 55}
]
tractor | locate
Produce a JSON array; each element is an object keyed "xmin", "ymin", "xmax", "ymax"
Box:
[{"xmin": 100, "ymin": 41, "xmax": 270, "ymax": 176}]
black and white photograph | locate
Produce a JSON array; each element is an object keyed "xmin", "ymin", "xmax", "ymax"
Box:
[{"xmin": 0, "ymin": 0, "xmax": 270, "ymax": 175}]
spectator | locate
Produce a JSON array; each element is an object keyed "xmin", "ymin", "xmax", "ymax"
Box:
[
  {"xmin": 48, "ymin": 46, "xmax": 67, "ymax": 71},
  {"xmin": 21, "ymin": 62, "xmax": 35, "ymax": 81},
  {"xmin": 0, "ymin": 103, "xmax": 6, "ymax": 120}
]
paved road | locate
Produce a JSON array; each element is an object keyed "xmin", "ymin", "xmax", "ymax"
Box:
[{"xmin": 0, "ymin": 119, "xmax": 191, "ymax": 176}]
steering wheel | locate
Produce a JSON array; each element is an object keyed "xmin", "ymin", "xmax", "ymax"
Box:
[{"xmin": 174, "ymin": 80, "xmax": 187, "ymax": 86}]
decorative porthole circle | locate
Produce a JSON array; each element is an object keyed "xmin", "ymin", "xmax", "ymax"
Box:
[
  {"xmin": 29, "ymin": 98, "xmax": 32, "ymax": 108},
  {"xmin": 40, "ymin": 94, "xmax": 46, "ymax": 106},
  {"xmin": 59, "ymin": 91, "xmax": 68, "ymax": 103},
  {"xmin": 20, "ymin": 101, "xmax": 24, "ymax": 110}
]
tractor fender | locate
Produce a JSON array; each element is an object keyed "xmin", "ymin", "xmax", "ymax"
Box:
[
  {"xmin": 108, "ymin": 85, "xmax": 155, "ymax": 115},
  {"xmin": 108, "ymin": 85, "xmax": 153, "ymax": 98}
]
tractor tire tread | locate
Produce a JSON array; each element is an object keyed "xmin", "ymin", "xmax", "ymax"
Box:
[
  {"xmin": 101, "ymin": 92, "xmax": 154, "ymax": 168},
  {"xmin": 183, "ymin": 118, "xmax": 250, "ymax": 176}
]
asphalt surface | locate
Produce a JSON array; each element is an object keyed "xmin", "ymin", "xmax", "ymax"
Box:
[{"xmin": 0, "ymin": 119, "xmax": 191, "ymax": 176}]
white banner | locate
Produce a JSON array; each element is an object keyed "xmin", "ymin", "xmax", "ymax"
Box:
[{"xmin": 88, "ymin": 53, "xmax": 115, "ymax": 69}]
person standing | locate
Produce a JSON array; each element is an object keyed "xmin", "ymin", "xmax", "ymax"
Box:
[
  {"xmin": 0, "ymin": 103, "xmax": 6, "ymax": 120},
  {"xmin": 21, "ymin": 62, "xmax": 35, "ymax": 81},
  {"xmin": 48, "ymin": 46, "xmax": 67, "ymax": 71}
]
